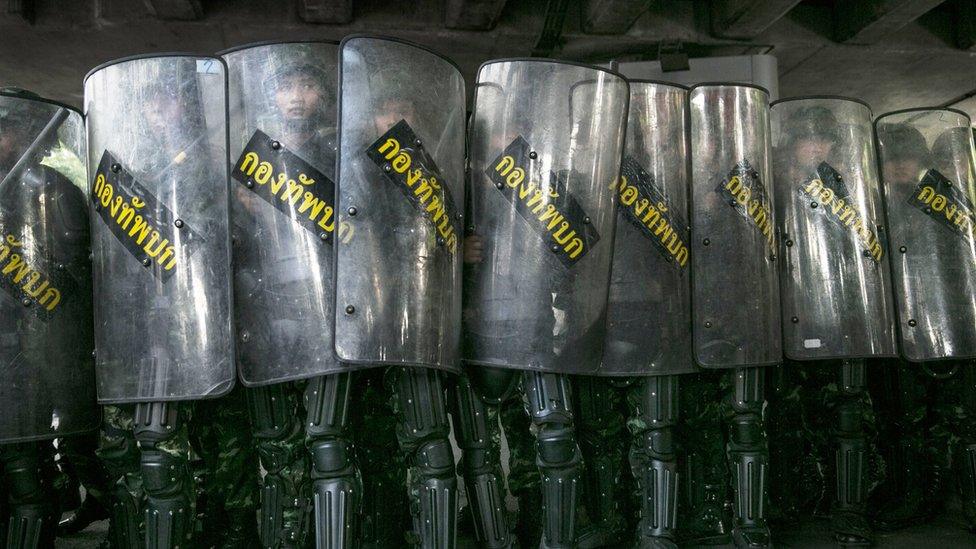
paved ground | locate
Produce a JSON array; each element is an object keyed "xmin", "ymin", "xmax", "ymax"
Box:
[{"xmin": 56, "ymin": 513, "xmax": 976, "ymax": 548}]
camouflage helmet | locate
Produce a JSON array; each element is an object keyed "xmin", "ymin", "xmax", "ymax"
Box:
[
  {"xmin": 877, "ymin": 122, "xmax": 929, "ymax": 164},
  {"xmin": 785, "ymin": 105, "xmax": 839, "ymax": 144}
]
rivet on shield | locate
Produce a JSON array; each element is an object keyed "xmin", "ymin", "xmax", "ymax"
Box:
[
  {"xmin": 899, "ymin": 246, "xmax": 907, "ymax": 253},
  {"xmin": 383, "ymin": 163, "xmax": 392, "ymax": 173},
  {"xmin": 583, "ymin": 216, "xmax": 591, "ymax": 224},
  {"xmin": 769, "ymin": 254, "xmax": 776, "ymax": 261},
  {"xmin": 110, "ymin": 163, "xmax": 121, "ymax": 173},
  {"xmin": 810, "ymin": 202, "xmax": 818, "ymax": 209},
  {"xmin": 786, "ymin": 239, "xmax": 793, "ymax": 247},
  {"xmin": 347, "ymin": 207, "xmax": 357, "ymax": 216},
  {"xmin": 457, "ymin": 213, "xmax": 464, "ymax": 220},
  {"xmin": 437, "ymin": 237, "xmax": 445, "ymax": 246},
  {"xmin": 91, "ymin": 350, "xmax": 96, "ymax": 359},
  {"xmin": 495, "ymin": 181, "xmax": 504, "ymax": 189},
  {"xmin": 142, "ymin": 258, "xmax": 151, "ymax": 267},
  {"xmin": 21, "ymin": 298, "xmax": 30, "ymax": 307},
  {"xmin": 529, "ymin": 151, "xmax": 538, "ymax": 160},
  {"xmin": 791, "ymin": 316, "xmax": 799, "ymax": 324},
  {"xmin": 245, "ymin": 180, "xmax": 254, "ymax": 188},
  {"xmin": 862, "ymin": 250, "xmax": 872, "ymax": 258},
  {"xmin": 704, "ymin": 321, "xmax": 712, "ymax": 328},
  {"xmin": 728, "ymin": 199, "xmax": 736, "ymax": 207},
  {"xmin": 94, "ymin": 204, "xmax": 101, "ymax": 212},
  {"xmin": 319, "ymin": 232, "xmax": 329, "ymax": 241},
  {"xmin": 174, "ymin": 219, "xmax": 184, "ymax": 229},
  {"xmin": 702, "ymin": 238, "xmax": 710, "ymax": 246},
  {"xmin": 947, "ymin": 181, "xmax": 953, "ymax": 187},
  {"xmin": 908, "ymin": 319, "xmax": 917, "ymax": 327},
  {"xmin": 550, "ymin": 244, "xmax": 560, "ymax": 253},
  {"xmin": 414, "ymin": 138, "xmax": 423, "ymax": 147},
  {"xmin": 270, "ymin": 140, "xmax": 281, "ymax": 150},
  {"xmin": 925, "ymin": 207, "xmax": 932, "ymax": 214},
  {"xmin": 241, "ymin": 331, "xmax": 250, "ymax": 343},
  {"xmin": 345, "ymin": 305, "xmax": 356, "ymax": 314},
  {"xmin": 57, "ymin": 263, "xmax": 65, "ymax": 270}
]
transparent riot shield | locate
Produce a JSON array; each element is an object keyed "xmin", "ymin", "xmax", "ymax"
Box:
[
  {"xmin": 333, "ymin": 36, "xmax": 464, "ymax": 371},
  {"xmin": 223, "ymin": 41, "xmax": 345, "ymax": 386},
  {"xmin": 0, "ymin": 92, "xmax": 97, "ymax": 442},
  {"xmin": 85, "ymin": 55, "xmax": 235, "ymax": 402},
  {"xmin": 600, "ymin": 81, "xmax": 695, "ymax": 376},
  {"xmin": 689, "ymin": 83, "xmax": 781, "ymax": 369},
  {"xmin": 771, "ymin": 97, "xmax": 897, "ymax": 360},
  {"xmin": 876, "ymin": 108, "xmax": 976, "ymax": 362},
  {"xmin": 462, "ymin": 59, "xmax": 629, "ymax": 375}
]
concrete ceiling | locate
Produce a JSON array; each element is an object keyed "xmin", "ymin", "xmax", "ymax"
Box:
[{"xmin": 0, "ymin": 0, "xmax": 974, "ymax": 122}]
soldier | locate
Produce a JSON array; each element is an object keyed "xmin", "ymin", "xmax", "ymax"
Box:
[
  {"xmin": 0, "ymin": 88, "xmax": 98, "ymax": 549},
  {"xmin": 768, "ymin": 99, "xmax": 898, "ymax": 545},
  {"xmin": 686, "ymin": 83, "xmax": 781, "ymax": 548},
  {"xmin": 570, "ymin": 80, "xmax": 694, "ymax": 549},
  {"xmin": 870, "ymin": 110, "xmax": 976, "ymax": 533},
  {"xmin": 459, "ymin": 59, "xmax": 629, "ymax": 549},
  {"xmin": 86, "ymin": 55, "xmax": 237, "ymax": 547},
  {"xmin": 332, "ymin": 36, "xmax": 466, "ymax": 548}
]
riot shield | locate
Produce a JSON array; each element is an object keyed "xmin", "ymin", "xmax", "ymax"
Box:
[
  {"xmin": 85, "ymin": 55, "xmax": 235, "ymax": 403},
  {"xmin": 0, "ymin": 92, "xmax": 97, "ymax": 442},
  {"xmin": 462, "ymin": 59, "xmax": 629, "ymax": 375},
  {"xmin": 771, "ymin": 97, "xmax": 897, "ymax": 360},
  {"xmin": 222, "ymin": 41, "xmax": 345, "ymax": 386},
  {"xmin": 689, "ymin": 83, "xmax": 781, "ymax": 369},
  {"xmin": 600, "ymin": 81, "xmax": 695, "ymax": 376},
  {"xmin": 875, "ymin": 108, "xmax": 976, "ymax": 362},
  {"xmin": 333, "ymin": 36, "xmax": 464, "ymax": 371}
]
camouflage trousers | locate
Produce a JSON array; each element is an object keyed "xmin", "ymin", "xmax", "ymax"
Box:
[
  {"xmin": 98, "ymin": 383, "xmax": 260, "ymax": 548},
  {"xmin": 765, "ymin": 360, "xmax": 883, "ymax": 539},
  {"xmin": 869, "ymin": 360, "xmax": 976, "ymax": 528},
  {"xmin": 247, "ymin": 368, "xmax": 443, "ymax": 548}
]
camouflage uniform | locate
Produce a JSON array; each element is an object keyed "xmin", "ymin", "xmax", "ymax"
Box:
[
  {"xmin": 573, "ymin": 376, "xmax": 634, "ymax": 547},
  {"xmin": 676, "ymin": 371, "xmax": 731, "ymax": 545},
  {"xmin": 870, "ymin": 360, "xmax": 976, "ymax": 531},
  {"xmin": 766, "ymin": 361, "xmax": 885, "ymax": 540}
]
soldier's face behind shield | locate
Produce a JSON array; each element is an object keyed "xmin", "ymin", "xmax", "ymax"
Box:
[
  {"xmin": 275, "ymin": 73, "xmax": 325, "ymax": 123},
  {"xmin": 792, "ymin": 136, "xmax": 833, "ymax": 171},
  {"xmin": 884, "ymin": 157, "xmax": 922, "ymax": 186},
  {"xmin": 373, "ymin": 98, "xmax": 417, "ymax": 135}
]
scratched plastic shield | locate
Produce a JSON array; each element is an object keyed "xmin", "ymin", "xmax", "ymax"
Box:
[
  {"xmin": 772, "ymin": 98, "xmax": 897, "ymax": 361},
  {"xmin": 462, "ymin": 60, "xmax": 628, "ymax": 375},
  {"xmin": 689, "ymin": 84, "xmax": 781, "ymax": 369},
  {"xmin": 600, "ymin": 82, "xmax": 695, "ymax": 376},
  {"xmin": 223, "ymin": 42, "xmax": 345, "ymax": 386},
  {"xmin": 876, "ymin": 108, "xmax": 976, "ymax": 362},
  {"xmin": 85, "ymin": 55, "xmax": 235, "ymax": 402},
  {"xmin": 333, "ymin": 36, "xmax": 464, "ymax": 371},
  {"xmin": 0, "ymin": 93, "xmax": 97, "ymax": 442}
]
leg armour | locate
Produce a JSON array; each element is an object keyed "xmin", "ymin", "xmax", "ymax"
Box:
[
  {"xmin": 305, "ymin": 374, "xmax": 360, "ymax": 549},
  {"xmin": 628, "ymin": 376, "xmax": 679, "ymax": 548},
  {"xmin": 2, "ymin": 442, "xmax": 57, "ymax": 549},
  {"xmin": 134, "ymin": 402, "xmax": 194, "ymax": 549},
  {"xmin": 574, "ymin": 376, "xmax": 629, "ymax": 548},
  {"xmin": 248, "ymin": 383, "xmax": 311, "ymax": 548},
  {"xmin": 450, "ymin": 374, "xmax": 511, "ymax": 548},
  {"xmin": 522, "ymin": 371, "xmax": 581, "ymax": 549},
  {"xmin": 390, "ymin": 367, "xmax": 458, "ymax": 548},
  {"xmin": 97, "ymin": 405, "xmax": 143, "ymax": 549},
  {"xmin": 727, "ymin": 367, "xmax": 770, "ymax": 548},
  {"xmin": 833, "ymin": 360, "xmax": 872, "ymax": 546}
]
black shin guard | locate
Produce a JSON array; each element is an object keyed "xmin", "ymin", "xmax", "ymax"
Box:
[
  {"xmin": 305, "ymin": 374, "xmax": 360, "ymax": 549},
  {"xmin": 834, "ymin": 360, "xmax": 872, "ymax": 545},
  {"xmin": 392, "ymin": 367, "xmax": 458, "ymax": 548},
  {"xmin": 2, "ymin": 442, "xmax": 57, "ymax": 549},
  {"xmin": 451, "ymin": 374, "xmax": 511, "ymax": 548},
  {"xmin": 523, "ymin": 371, "xmax": 580, "ymax": 549},
  {"xmin": 134, "ymin": 402, "xmax": 193, "ymax": 549},
  {"xmin": 727, "ymin": 367, "xmax": 770, "ymax": 548},
  {"xmin": 630, "ymin": 376, "xmax": 679, "ymax": 547}
]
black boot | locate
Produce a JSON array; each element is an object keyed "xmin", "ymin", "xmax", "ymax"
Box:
[{"xmin": 58, "ymin": 495, "xmax": 109, "ymax": 536}]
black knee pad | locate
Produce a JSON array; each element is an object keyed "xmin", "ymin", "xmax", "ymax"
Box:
[
  {"xmin": 248, "ymin": 384, "xmax": 299, "ymax": 441},
  {"xmin": 536, "ymin": 424, "xmax": 579, "ymax": 468},
  {"xmin": 729, "ymin": 414, "xmax": 763, "ymax": 447},
  {"xmin": 140, "ymin": 450, "xmax": 187, "ymax": 499},
  {"xmin": 415, "ymin": 438, "xmax": 455, "ymax": 478},
  {"xmin": 4, "ymin": 454, "xmax": 48, "ymax": 504},
  {"xmin": 308, "ymin": 436, "xmax": 353, "ymax": 477}
]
